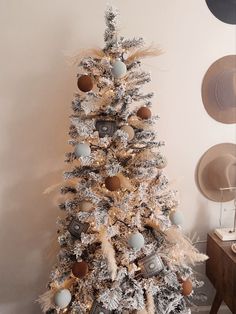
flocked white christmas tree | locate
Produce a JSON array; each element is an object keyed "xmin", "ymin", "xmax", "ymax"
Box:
[{"xmin": 39, "ymin": 6, "xmax": 208, "ymax": 314}]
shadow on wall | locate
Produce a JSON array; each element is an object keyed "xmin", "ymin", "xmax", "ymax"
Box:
[
  {"xmin": 0, "ymin": 174, "xmax": 60, "ymax": 313},
  {"xmin": 192, "ymin": 196, "xmax": 215, "ymax": 308},
  {"xmin": 0, "ymin": 23, "xmax": 74, "ymax": 314},
  {"xmin": 192, "ymin": 159, "xmax": 215, "ymax": 308}
]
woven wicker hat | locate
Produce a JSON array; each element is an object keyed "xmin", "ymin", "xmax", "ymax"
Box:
[
  {"xmin": 201, "ymin": 55, "xmax": 236, "ymax": 124},
  {"xmin": 196, "ymin": 143, "xmax": 236, "ymax": 202}
]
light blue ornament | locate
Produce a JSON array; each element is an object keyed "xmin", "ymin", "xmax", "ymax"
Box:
[
  {"xmin": 128, "ymin": 232, "xmax": 145, "ymax": 250},
  {"xmin": 74, "ymin": 142, "xmax": 91, "ymax": 158},
  {"xmin": 54, "ymin": 289, "xmax": 71, "ymax": 309},
  {"xmin": 111, "ymin": 59, "xmax": 127, "ymax": 79},
  {"xmin": 169, "ymin": 210, "xmax": 184, "ymax": 226}
]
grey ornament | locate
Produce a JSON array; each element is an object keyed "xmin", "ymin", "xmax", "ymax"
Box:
[
  {"xmin": 95, "ymin": 120, "xmax": 117, "ymax": 138},
  {"xmin": 90, "ymin": 301, "xmax": 111, "ymax": 314},
  {"xmin": 128, "ymin": 232, "xmax": 145, "ymax": 250},
  {"xmin": 157, "ymin": 155, "xmax": 167, "ymax": 169},
  {"xmin": 68, "ymin": 219, "xmax": 89, "ymax": 239},
  {"xmin": 111, "ymin": 59, "xmax": 127, "ymax": 79},
  {"xmin": 54, "ymin": 289, "xmax": 72, "ymax": 309},
  {"xmin": 74, "ymin": 142, "xmax": 91, "ymax": 158},
  {"xmin": 138, "ymin": 253, "xmax": 164, "ymax": 278}
]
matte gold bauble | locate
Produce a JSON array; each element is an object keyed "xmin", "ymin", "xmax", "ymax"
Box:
[
  {"xmin": 77, "ymin": 75, "xmax": 93, "ymax": 92},
  {"xmin": 120, "ymin": 125, "xmax": 135, "ymax": 140},
  {"xmin": 105, "ymin": 176, "xmax": 121, "ymax": 191},
  {"xmin": 72, "ymin": 261, "xmax": 88, "ymax": 279},
  {"xmin": 182, "ymin": 279, "xmax": 193, "ymax": 296},
  {"xmin": 116, "ymin": 173, "xmax": 133, "ymax": 190},
  {"xmin": 137, "ymin": 107, "xmax": 152, "ymax": 119}
]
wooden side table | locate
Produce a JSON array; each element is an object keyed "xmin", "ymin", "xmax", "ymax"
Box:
[{"xmin": 206, "ymin": 232, "xmax": 236, "ymax": 313}]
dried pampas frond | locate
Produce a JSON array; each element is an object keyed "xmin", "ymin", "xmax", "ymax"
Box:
[
  {"xmin": 43, "ymin": 183, "xmax": 61, "ymax": 195},
  {"xmin": 126, "ymin": 46, "xmax": 163, "ymax": 63},
  {"xmin": 43, "ymin": 178, "xmax": 78, "ymax": 208},
  {"xmin": 43, "ymin": 179, "xmax": 77, "ymax": 195},
  {"xmin": 146, "ymin": 219, "xmax": 161, "ymax": 231},
  {"xmin": 44, "ymin": 233, "xmax": 59, "ymax": 261},
  {"xmin": 108, "ymin": 206, "xmax": 126, "ymax": 224},
  {"xmin": 66, "ymin": 48, "xmax": 106, "ymax": 66},
  {"xmin": 99, "ymin": 227, "xmax": 117, "ymax": 280},
  {"xmin": 137, "ymin": 309, "xmax": 148, "ymax": 314},
  {"xmin": 62, "ymin": 277, "xmax": 76, "ymax": 289},
  {"xmin": 145, "ymin": 218, "xmax": 167, "ymax": 235},
  {"xmin": 146, "ymin": 291, "xmax": 155, "ymax": 314},
  {"xmin": 37, "ymin": 278, "xmax": 75, "ymax": 312},
  {"xmin": 165, "ymin": 227, "xmax": 208, "ymax": 266},
  {"xmin": 37, "ymin": 289, "xmax": 56, "ymax": 312},
  {"xmin": 128, "ymin": 116, "xmax": 154, "ymax": 131},
  {"xmin": 86, "ymin": 48, "xmax": 106, "ymax": 58}
]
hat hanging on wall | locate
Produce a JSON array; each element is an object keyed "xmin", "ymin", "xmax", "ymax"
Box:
[
  {"xmin": 196, "ymin": 143, "xmax": 236, "ymax": 202},
  {"xmin": 205, "ymin": 0, "xmax": 236, "ymax": 24},
  {"xmin": 201, "ymin": 55, "xmax": 236, "ymax": 124}
]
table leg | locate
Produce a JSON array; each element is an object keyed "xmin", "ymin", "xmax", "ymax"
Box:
[{"xmin": 210, "ymin": 291, "xmax": 223, "ymax": 314}]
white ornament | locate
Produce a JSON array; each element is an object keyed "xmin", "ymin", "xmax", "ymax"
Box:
[
  {"xmin": 74, "ymin": 142, "xmax": 91, "ymax": 158},
  {"xmin": 157, "ymin": 155, "xmax": 168, "ymax": 169},
  {"xmin": 138, "ymin": 253, "xmax": 164, "ymax": 278},
  {"xmin": 120, "ymin": 125, "xmax": 135, "ymax": 140},
  {"xmin": 128, "ymin": 232, "xmax": 145, "ymax": 250},
  {"xmin": 54, "ymin": 288, "xmax": 71, "ymax": 309},
  {"xmin": 169, "ymin": 210, "xmax": 184, "ymax": 226},
  {"xmin": 111, "ymin": 59, "xmax": 127, "ymax": 79}
]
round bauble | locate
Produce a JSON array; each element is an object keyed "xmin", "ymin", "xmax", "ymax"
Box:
[
  {"xmin": 128, "ymin": 232, "xmax": 145, "ymax": 250},
  {"xmin": 79, "ymin": 200, "xmax": 93, "ymax": 211},
  {"xmin": 137, "ymin": 107, "xmax": 152, "ymax": 120},
  {"xmin": 182, "ymin": 279, "xmax": 193, "ymax": 296},
  {"xmin": 74, "ymin": 143, "xmax": 91, "ymax": 158},
  {"xmin": 105, "ymin": 176, "xmax": 121, "ymax": 191},
  {"xmin": 157, "ymin": 156, "xmax": 167, "ymax": 169},
  {"xmin": 77, "ymin": 75, "xmax": 93, "ymax": 92},
  {"xmin": 116, "ymin": 173, "xmax": 133, "ymax": 190},
  {"xmin": 120, "ymin": 125, "xmax": 135, "ymax": 141},
  {"xmin": 169, "ymin": 210, "xmax": 184, "ymax": 226},
  {"xmin": 111, "ymin": 59, "xmax": 127, "ymax": 79},
  {"xmin": 54, "ymin": 289, "xmax": 72, "ymax": 309},
  {"xmin": 72, "ymin": 261, "xmax": 88, "ymax": 279}
]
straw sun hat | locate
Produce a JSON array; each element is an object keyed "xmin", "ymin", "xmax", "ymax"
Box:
[
  {"xmin": 201, "ymin": 55, "xmax": 236, "ymax": 124},
  {"xmin": 196, "ymin": 143, "xmax": 236, "ymax": 202}
]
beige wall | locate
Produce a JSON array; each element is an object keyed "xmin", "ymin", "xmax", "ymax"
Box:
[{"xmin": 0, "ymin": 0, "xmax": 235, "ymax": 313}]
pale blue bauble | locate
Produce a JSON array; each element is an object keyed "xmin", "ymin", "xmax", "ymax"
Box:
[
  {"xmin": 111, "ymin": 60, "xmax": 127, "ymax": 79},
  {"xmin": 128, "ymin": 232, "xmax": 145, "ymax": 250},
  {"xmin": 54, "ymin": 289, "xmax": 72, "ymax": 309},
  {"xmin": 74, "ymin": 143, "xmax": 91, "ymax": 158},
  {"xmin": 169, "ymin": 210, "xmax": 184, "ymax": 226}
]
